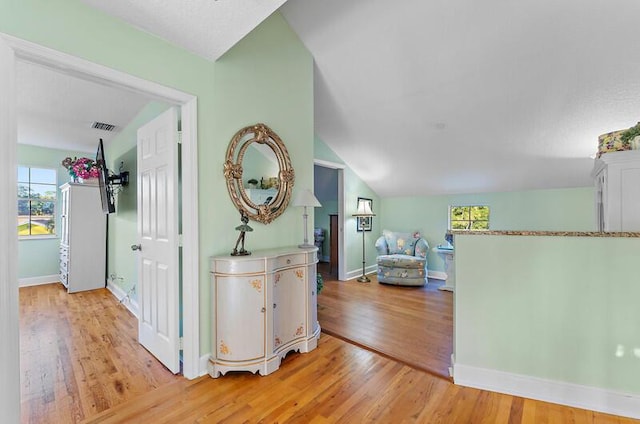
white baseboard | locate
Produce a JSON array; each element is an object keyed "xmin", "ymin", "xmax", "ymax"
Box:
[
  {"xmin": 428, "ymin": 270, "xmax": 447, "ymax": 281},
  {"xmin": 199, "ymin": 354, "xmax": 211, "ymax": 377},
  {"xmin": 19, "ymin": 274, "xmax": 59, "ymax": 287},
  {"xmin": 453, "ymin": 362, "xmax": 640, "ymax": 420},
  {"xmin": 345, "ymin": 264, "xmax": 377, "ymax": 281},
  {"xmin": 106, "ymin": 281, "xmax": 139, "ymax": 318}
]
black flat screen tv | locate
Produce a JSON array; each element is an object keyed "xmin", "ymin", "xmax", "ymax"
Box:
[{"xmin": 96, "ymin": 139, "xmax": 116, "ymax": 214}]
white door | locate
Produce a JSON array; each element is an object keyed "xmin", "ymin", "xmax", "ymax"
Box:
[{"xmin": 136, "ymin": 107, "xmax": 180, "ymax": 373}]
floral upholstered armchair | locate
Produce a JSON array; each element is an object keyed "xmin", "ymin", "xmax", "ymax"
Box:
[{"xmin": 375, "ymin": 229, "xmax": 429, "ymax": 286}]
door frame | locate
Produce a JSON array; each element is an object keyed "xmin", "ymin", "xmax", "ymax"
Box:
[
  {"xmin": 1, "ymin": 33, "xmax": 201, "ymax": 379},
  {"xmin": 313, "ymin": 159, "xmax": 346, "ymax": 281}
]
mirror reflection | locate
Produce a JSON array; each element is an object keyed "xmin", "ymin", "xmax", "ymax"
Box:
[{"xmin": 242, "ymin": 142, "xmax": 279, "ymax": 206}]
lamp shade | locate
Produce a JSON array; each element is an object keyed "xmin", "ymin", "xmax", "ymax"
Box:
[
  {"xmin": 293, "ymin": 189, "xmax": 322, "ymax": 208},
  {"xmin": 353, "ymin": 199, "xmax": 375, "ymax": 216}
]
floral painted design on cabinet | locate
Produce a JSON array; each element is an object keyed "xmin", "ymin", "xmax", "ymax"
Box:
[
  {"xmin": 219, "ymin": 340, "xmax": 231, "ymax": 355},
  {"xmin": 250, "ymin": 279, "xmax": 262, "ymax": 293}
]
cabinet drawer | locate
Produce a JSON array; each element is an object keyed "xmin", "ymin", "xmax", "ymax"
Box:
[
  {"xmin": 212, "ymin": 258, "xmax": 265, "ymax": 275},
  {"xmin": 273, "ymin": 254, "xmax": 305, "ymax": 270}
]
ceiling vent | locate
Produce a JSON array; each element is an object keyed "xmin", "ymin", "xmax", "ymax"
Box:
[{"xmin": 91, "ymin": 121, "xmax": 117, "ymax": 132}]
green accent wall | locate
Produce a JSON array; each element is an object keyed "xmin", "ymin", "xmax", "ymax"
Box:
[
  {"xmin": 379, "ymin": 187, "xmax": 595, "ymax": 273},
  {"xmin": 205, "ymin": 13, "xmax": 314, "ymax": 353},
  {"xmin": 314, "ymin": 137, "xmax": 380, "ymax": 277},
  {"xmin": 2, "ymin": 3, "xmax": 314, "ymax": 356},
  {"xmin": 455, "ymin": 234, "xmax": 640, "ymax": 395},
  {"xmin": 17, "ymin": 144, "xmax": 91, "ymax": 279}
]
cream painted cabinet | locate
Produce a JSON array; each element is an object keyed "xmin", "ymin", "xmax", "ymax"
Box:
[
  {"xmin": 209, "ymin": 247, "xmax": 320, "ymax": 378},
  {"xmin": 592, "ymin": 150, "xmax": 640, "ymax": 232},
  {"xmin": 59, "ymin": 183, "xmax": 106, "ymax": 293}
]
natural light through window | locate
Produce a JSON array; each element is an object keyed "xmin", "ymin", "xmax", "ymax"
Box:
[
  {"xmin": 449, "ymin": 205, "xmax": 490, "ymax": 230},
  {"xmin": 18, "ymin": 166, "xmax": 57, "ymax": 237}
]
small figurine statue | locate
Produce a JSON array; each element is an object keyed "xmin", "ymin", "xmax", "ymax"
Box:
[{"xmin": 231, "ymin": 212, "xmax": 253, "ymax": 256}]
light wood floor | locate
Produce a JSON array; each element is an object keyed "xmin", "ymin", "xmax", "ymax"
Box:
[
  {"xmin": 19, "ymin": 283, "xmax": 178, "ymax": 423},
  {"xmin": 20, "ymin": 281, "xmax": 639, "ymax": 423},
  {"xmin": 317, "ymin": 272, "xmax": 453, "ymax": 378}
]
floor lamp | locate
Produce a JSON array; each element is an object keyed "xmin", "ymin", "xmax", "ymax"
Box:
[
  {"xmin": 293, "ymin": 189, "xmax": 322, "ymax": 249},
  {"xmin": 353, "ymin": 199, "xmax": 375, "ymax": 282}
]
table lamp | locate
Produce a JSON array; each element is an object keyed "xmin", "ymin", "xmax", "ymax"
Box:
[{"xmin": 293, "ymin": 189, "xmax": 322, "ymax": 249}]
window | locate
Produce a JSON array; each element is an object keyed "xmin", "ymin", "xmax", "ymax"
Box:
[
  {"xmin": 18, "ymin": 166, "xmax": 57, "ymax": 237},
  {"xmin": 449, "ymin": 205, "xmax": 490, "ymax": 230}
]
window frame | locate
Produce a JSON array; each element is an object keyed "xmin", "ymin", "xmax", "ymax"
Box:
[
  {"xmin": 448, "ymin": 204, "xmax": 490, "ymax": 231},
  {"xmin": 17, "ymin": 165, "xmax": 58, "ymax": 240}
]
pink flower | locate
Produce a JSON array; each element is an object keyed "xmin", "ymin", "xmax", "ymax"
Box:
[{"xmin": 62, "ymin": 156, "xmax": 100, "ymax": 180}]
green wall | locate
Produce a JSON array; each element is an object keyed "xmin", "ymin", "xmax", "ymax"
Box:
[
  {"xmin": 314, "ymin": 137, "xmax": 380, "ymax": 277},
  {"xmin": 2, "ymin": 2, "xmax": 314, "ymax": 357},
  {"xmin": 17, "ymin": 144, "xmax": 92, "ymax": 280},
  {"xmin": 379, "ymin": 187, "xmax": 596, "ymax": 273},
  {"xmin": 455, "ymin": 234, "xmax": 640, "ymax": 396},
  {"xmin": 104, "ymin": 102, "xmax": 171, "ymax": 301},
  {"xmin": 202, "ymin": 13, "xmax": 315, "ymax": 352}
]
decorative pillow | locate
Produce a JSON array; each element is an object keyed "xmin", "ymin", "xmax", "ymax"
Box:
[{"xmin": 383, "ymin": 229, "xmax": 418, "ymax": 255}]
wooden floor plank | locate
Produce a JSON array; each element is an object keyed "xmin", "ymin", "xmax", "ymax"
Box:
[
  {"xmin": 20, "ymin": 279, "xmax": 640, "ymax": 423},
  {"xmin": 19, "ymin": 283, "xmax": 177, "ymax": 423},
  {"xmin": 317, "ymin": 271, "xmax": 453, "ymax": 378}
]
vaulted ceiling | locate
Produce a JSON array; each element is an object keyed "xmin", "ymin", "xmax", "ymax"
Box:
[{"xmin": 23, "ymin": 0, "xmax": 640, "ymax": 196}]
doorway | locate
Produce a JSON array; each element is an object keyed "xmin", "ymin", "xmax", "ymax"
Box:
[
  {"xmin": 313, "ymin": 159, "xmax": 345, "ymax": 281},
  {"xmin": 0, "ymin": 34, "xmax": 201, "ymax": 404}
]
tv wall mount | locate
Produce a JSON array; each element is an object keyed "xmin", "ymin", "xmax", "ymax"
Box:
[{"xmin": 109, "ymin": 162, "xmax": 130, "ymax": 187}]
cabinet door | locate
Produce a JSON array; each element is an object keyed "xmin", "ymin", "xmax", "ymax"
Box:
[
  {"xmin": 272, "ymin": 267, "xmax": 306, "ymax": 351},
  {"xmin": 216, "ymin": 275, "xmax": 265, "ymax": 361}
]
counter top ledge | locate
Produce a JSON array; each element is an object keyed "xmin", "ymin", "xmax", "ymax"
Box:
[{"xmin": 450, "ymin": 230, "xmax": 640, "ymax": 238}]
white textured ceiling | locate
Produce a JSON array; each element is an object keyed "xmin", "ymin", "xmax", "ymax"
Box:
[
  {"xmin": 81, "ymin": 0, "xmax": 288, "ymax": 60},
  {"xmin": 40, "ymin": 0, "xmax": 640, "ymax": 195},
  {"xmin": 17, "ymin": 60, "xmax": 151, "ymax": 153},
  {"xmin": 281, "ymin": 0, "xmax": 640, "ymax": 196}
]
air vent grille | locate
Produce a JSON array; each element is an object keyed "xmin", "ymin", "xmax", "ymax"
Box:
[{"xmin": 91, "ymin": 121, "xmax": 117, "ymax": 132}]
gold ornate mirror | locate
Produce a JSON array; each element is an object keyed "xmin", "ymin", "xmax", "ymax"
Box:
[{"xmin": 224, "ymin": 123, "xmax": 295, "ymax": 224}]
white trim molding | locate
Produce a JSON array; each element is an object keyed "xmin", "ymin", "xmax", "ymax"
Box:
[
  {"xmin": 346, "ymin": 264, "xmax": 377, "ymax": 281},
  {"xmin": 19, "ymin": 275, "xmax": 59, "ymax": 287},
  {"xmin": 1, "ymin": 32, "xmax": 200, "ymax": 382},
  {"xmin": 179, "ymin": 97, "xmax": 200, "ymax": 380},
  {"xmin": 453, "ymin": 363, "xmax": 640, "ymax": 420},
  {"xmin": 0, "ymin": 34, "xmax": 20, "ymax": 424},
  {"xmin": 428, "ymin": 270, "xmax": 447, "ymax": 280},
  {"xmin": 313, "ymin": 159, "xmax": 346, "ymax": 169}
]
